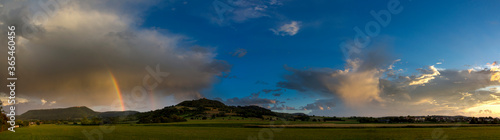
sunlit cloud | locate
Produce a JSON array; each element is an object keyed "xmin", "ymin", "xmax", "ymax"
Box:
[
  {"xmin": 460, "ymin": 92, "xmax": 473, "ymax": 100},
  {"xmin": 413, "ymin": 98, "xmax": 438, "ymax": 105},
  {"xmin": 41, "ymin": 99, "xmax": 47, "ymax": 105},
  {"xmin": 463, "ymin": 100, "xmax": 500, "ymax": 117},
  {"xmin": 489, "ymin": 62, "xmax": 500, "ymax": 82},
  {"xmin": 409, "ymin": 65, "xmax": 440, "ymax": 86},
  {"xmin": 0, "ymin": 94, "xmax": 29, "ymax": 106}
]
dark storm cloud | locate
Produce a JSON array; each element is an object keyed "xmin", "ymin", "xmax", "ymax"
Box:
[
  {"xmin": 277, "ymin": 49, "xmax": 392, "ymax": 107},
  {"xmin": 0, "ymin": 0, "xmax": 231, "ymax": 111},
  {"xmin": 277, "ymin": 66, "xmax": 333, "ymax": 93}
]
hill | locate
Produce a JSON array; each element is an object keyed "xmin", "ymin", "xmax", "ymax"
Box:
[
  {"xmin": 18, "ymin": 106, "xmax": 138, "ymax": 120},
  {"xmin": 18, "ymin": 106, "xmax": 99, "ymax": 120},
  {"xmin": 134, "ymin": 98, "xmax": 279, "ymax": 123},
  {"xmin": 177, "ymin": 98, "xmax": 227, "ymax": 108},
  {"xmin": 18, "ymin": 98, "xmax": 289, "ymax": 122},
  {"xmin": 177, "ymin": 98, "xmax": 277, "ymax": 118}
]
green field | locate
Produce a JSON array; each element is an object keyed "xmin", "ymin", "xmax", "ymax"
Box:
[{"xmin": 1, "ymin": 120, "xmax": 500, "ymax": 140}]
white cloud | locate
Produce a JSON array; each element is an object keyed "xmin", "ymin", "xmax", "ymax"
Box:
[
  {"xmin": 388, "ymin": 59, "xmax": 401, "ymax": 70},
  {"xmin": 212, "ymin": 0, "xmax": 282, "ymax": 25},
  {"xmin": 271, "ymin": 21, "xmax": 301, "ymax": 36}
]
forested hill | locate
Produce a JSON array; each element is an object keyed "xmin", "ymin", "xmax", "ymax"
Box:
[
  {"xmin": 177, "ymin": 98, "xmax": 227, "ymax": 108},
  {"xmin": 134, "ymin": 98, "xmax": 279, "ymax": 123},
  {"xmin": 19, "ymin": 106, "xmax": 98, "ymax": 120},
  {"xmin": 18, "ymin": 106, "xmax": 138, "ymax": 120},
  {"xmin": 176, "ymin": 98, "xmax": 277, "ymax": 118}
]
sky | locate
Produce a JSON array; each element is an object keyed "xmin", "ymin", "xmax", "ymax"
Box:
[{"xmin": 0, "ymin": 0, "xmax": 500, "ymax": 117}]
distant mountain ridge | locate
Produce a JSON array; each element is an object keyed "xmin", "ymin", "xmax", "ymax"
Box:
[{"xmin": 18, "ymin": 106, "xmax": 138, "ymax": 120}]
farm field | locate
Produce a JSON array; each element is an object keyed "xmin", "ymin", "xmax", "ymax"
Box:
[
  {"xmin": 2, "ymin": 120, "xmax": 500, "ymax": 140},
  {"xmin": 252, "ymin": 123, "xmax": 500, "ymax": 128}
]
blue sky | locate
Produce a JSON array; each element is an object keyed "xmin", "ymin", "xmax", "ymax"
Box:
[
  {"xmin": 133, "ymin": 0, "xmax": 500, "ymax": 116},
  {"xmin": 2, "ymin": 0, "xmax": 500, "ymax": 116}
]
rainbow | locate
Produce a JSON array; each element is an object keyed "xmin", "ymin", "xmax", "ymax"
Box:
[{"xmin": 108, "ymin": 71, "xmax": 126, "ymax": 111}]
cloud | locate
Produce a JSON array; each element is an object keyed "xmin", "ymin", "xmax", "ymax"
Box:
[
  {"xmin": 378, "ymin": 68, "xmax": 500, "ymax": 117},
  {"xmin": 231, "ymin": 48, "xmax": 247, "ymax": 58},
  {"xmin": 479, "ymin": 109, "xmax": 492, "ymax": 114},
  {"xmin": 40, "ymin": 98, "xmax": 56, "ymax": 106},
  {"xmin": 255, "ymin": 80, "xmax": 269, "ymax": 85},
  {"xmin": 271, "ymin": 21, "xmax": 301, "ymax": 36},
  {"xmin": 302, "ymin": 99, "xmax": 335, "ymax": 111},
  {"xmin": 211, "ymin": 0, "xmax": 282, "ymax": 24},
  {"xmin": 0, "ymin": 93, "xmax": 29, "ymax": 106},
  {"xmin": 278, "ymin": 50, "xmax": 390, "ymax": 107},
  {"xmin": 269, "ymin": 104, "xmax": 296, "ymax": 110},
  {"xmin": 216, "ymin": 92, "xmax": 276, "ymax": 106},
  {"xmin": 41, "ymin": 99, "xmax": 47, "ymax": 105},
  {"xmin": 388, "ymin": 59, "xmax": 401, "ymax": 70},
  {"xmin": 489, "ymin": 62, "xmax": 500, "ymax": 83},
  {"xmin": 272, "ymin": 93, "xmax": 283, "ymax": 97},
  {"xmin": 0, "ymin": 0, "xmax": 231, "ymax": 112},
  {"xmin": 261, "ymin": 88, "xmax": 282, "ymax": 94},
  {"xmin": 408, "ymin": 65, "xmax": 440, "ymax": 86},
  {"xmin": 278, "ymin": 44, "xmax": 500, "ymax": 116}
]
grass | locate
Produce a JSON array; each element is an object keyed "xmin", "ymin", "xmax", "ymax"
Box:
[{"xmin": 2, "ymin": 120, "xmax": 500, "ymax": 140}]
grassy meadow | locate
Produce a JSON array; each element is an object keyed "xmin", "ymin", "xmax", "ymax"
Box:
[{"xmin": 1, "ymin": 120, "xmax": 500, "ymax": 140}]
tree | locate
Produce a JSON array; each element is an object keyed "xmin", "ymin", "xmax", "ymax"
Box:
[
  {"xmin": 469, "ymin": 117, "xmax": 478, "ymax": 124},
  {"xmin": 81, "ymin": 117, "xmax": 90, "ymax": 125},
  {"xmin": 0, "ymin": 99, "xmax": 9, "ymax": 132},
  {"xmin": 91, "ymin": 117, "xmax": 102, "ymax": 125},
  {"xmin": 218, "ymin": 112, "xmax": 226, "ymax": 117}
]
